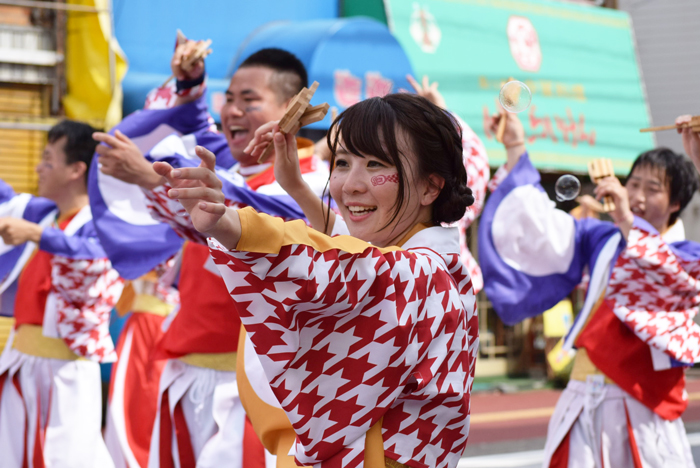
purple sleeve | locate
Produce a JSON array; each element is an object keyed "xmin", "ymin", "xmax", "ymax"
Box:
[{"xmin": 39, "ymin": 222, "xmax": 107, "ymax": 260}]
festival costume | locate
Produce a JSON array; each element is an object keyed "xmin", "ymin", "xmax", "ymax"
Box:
[
  {"xmin": 478, "ymin": 153, "xmax": 700, "ymax": 468},
  {"xmin": 158, "ymin": 205, "xmax": 478, "ymax": 467},
  {"xmin": 104, "ymin": 268, "xmax": 179, "ymax": 468},
  {"xmin": 129, "ymin": 79, "xmax": 329, "ymax": 467},
  {"xmin": 0, "ymin": 190, "xmax": 123, "ymax": 468},
  {"xmin": 0, "ymin": 183, "xmax": 56, "ymax": 354},
  {"xmin": 454, "ymin": 116, "xmax": 489, "ymax": 293},
  {"xmin": 90, "ymin": 75, "xmax": 320, "ymax": 467},
  {"xmin": 143, "ymin": 137, "xmax": 328, "ymax": 468},
  {"xmin": 101, "ymin": 80, "xmax": 224, "ymax": 468}
]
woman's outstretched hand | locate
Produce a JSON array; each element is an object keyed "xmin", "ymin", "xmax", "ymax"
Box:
[
  {"xmin": 152, "ymin": 145, "xmax": 241, "ymax": 249},
  {"xmin": 405, "ymin": 74, "xmax": 447, "ymax": 109}
]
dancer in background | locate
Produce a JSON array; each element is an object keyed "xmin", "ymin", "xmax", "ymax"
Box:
[
  {"xmin": 93, "ymin": 38, "xmax": 327, "ymax": 468},
  {"xmin": 0, "ymin": 120, "xmax": 123, "ymax": 468},
  {"xmin": 479, "ymin": 110, "xmax": 700, "ymax": 467},
  {"xmin": 104, "ymin": 263, "xmax": 179, "ymax": 468}
]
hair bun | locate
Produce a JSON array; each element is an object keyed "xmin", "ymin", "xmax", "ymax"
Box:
[
  {"xmin": 434, "ymin": 180, "xmax": 474, "ymax": 224},
  {"xmin": 456, "ymin": 183, "xmax": 475, "ymax": 208}
]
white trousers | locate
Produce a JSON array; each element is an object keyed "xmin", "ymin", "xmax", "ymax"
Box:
[
  {"xmin": 148, "ymin": 359, "xmax": 249, "ymax": 468},
  {"xmin": 0, "ymin": 348, "xmax": 113, "ymax": 468},
  {"xmin": 542, "ymin": 379, "xmax": 695, "ymax": 468}
]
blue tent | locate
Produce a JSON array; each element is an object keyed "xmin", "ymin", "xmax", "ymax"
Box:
[
  {"xmin": 120, "ymin": 14, "xmax": 414, "ymax": 129},
  {"xmin": 223, "ymin": 18, "xmax": 414, "ymax": 128}
]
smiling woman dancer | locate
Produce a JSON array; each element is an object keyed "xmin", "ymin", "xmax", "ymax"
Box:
[{"xmin": 151, "ymin": 93, "xmax": 479, "ymax": 468}]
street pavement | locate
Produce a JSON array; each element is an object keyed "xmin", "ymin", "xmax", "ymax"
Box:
[{"xmin": 460, "ymin": 373, "xmax": 700, "ymax": 467}]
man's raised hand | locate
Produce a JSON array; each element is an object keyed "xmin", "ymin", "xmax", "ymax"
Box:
[
  {"xmin": 676, "ymin": 115, "xmax": 700, "ymax": 173},
  {"xmin": 405, "ymin": 74, "xmax": 447, "ymax": 109},
  {"xmin": 171, "ymin": 39, "xmax": 205, "ymax": 82},
  {"xmin": 594, "ymin": 176, "xmax": 634, "ymax": 240},
  {"xmin": 93, "ymin": 130, "xmax": 164, "ymax": 189}
]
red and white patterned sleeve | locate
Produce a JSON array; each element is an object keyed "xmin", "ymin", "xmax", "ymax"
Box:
[
  {"xmin": 454, "ymin": 115, "xmax": 489, "ymax": 293},
  {"xmin": 487, "ymin": 165, "xmax": 510, "ymax": 194},
  {"xmin": 51, "ymin": 255, "xmax": 124, "ymax": 362},
  {"xmin": 455, "ymin": 115, "xmax": 489, "ymax": 227},
  {"xmin": 208, "ymin": 207, "xmax": 474, "ymax": 468},
  {"xmin": 141, "ymin": 183, "xmax": 250, "ymax": 245},
  {"xmin": 143, "ymin": 77, "xmax": 207, "ymax": 110},
  {"xmin": 141, "ymin": 183, "xmax": 207, "ymax": 244},
  {"xmin": 608, "ymin": 221, "xmax": 700, "ymax": 364}
]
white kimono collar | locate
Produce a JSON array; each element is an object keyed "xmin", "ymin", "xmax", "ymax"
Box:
[{"xmin": 401, "ymin": 225, "xmax": 461, "ymax": 256}]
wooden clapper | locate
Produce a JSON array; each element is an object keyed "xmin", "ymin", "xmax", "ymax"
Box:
[
  {"xmin": 258, "ymin": 81, "xmax": 330, "ymax": 163},
  {"xmin": 587, "ymin": 158, "xmax": 615, "ymax": 212}
]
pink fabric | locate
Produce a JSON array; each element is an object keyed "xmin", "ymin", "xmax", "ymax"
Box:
[
  {"xmin": 455, "ymin": 116, "xmax": 489, "ymax": 293},
  {"xmin": 608, "ymin": 225, "xmax": 700, "ymax": 364}
]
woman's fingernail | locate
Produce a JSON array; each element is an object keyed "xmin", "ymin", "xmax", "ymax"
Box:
[
  {"xmin": 169, "ymin": 189, "xmax": 179, "ymax": 197},
  {"xmin": 172, "ymin": 169, "xmax": 181, "ymax": 177}
]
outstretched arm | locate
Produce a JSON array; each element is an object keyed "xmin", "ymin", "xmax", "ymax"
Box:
[
  {"xmin": 245, "ymin": 121, "xmax": 335, "ymax": 234},
  {"xmin": 93, "ymin": 131, "xmax": 165, "ymax": 189},
  {"xmin": 0, "ymin": 217, "xmax": 42, "ymax": 245},
  {"xmin": 152, "ymin": 145, "xmax": 242, "ymax": 249}
]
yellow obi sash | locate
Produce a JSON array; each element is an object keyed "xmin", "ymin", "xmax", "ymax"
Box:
[
  {"xmin": 131, "ymin": 294, "xmax": 173, "ymax": 317},
  {"xmin": 0, "ymin": 316, "xmax": 14, "ymax": 352},
  {"xmin": 12, "ymin": 324, "xmax": 81, "ymax": 361},
  {"xmin": 384, "ymin": 458, "xmax": 409, "ymax": 468},
  {"xmin": 115, "ymin": 277, "xmax": 174, "ymax": 318},
  {"xmin": 179, "ymin": 352, "xmax": 237, "ymax": 372},
  {"xmin": 570, "ymin": 348, "xmax": 614, "ymax": 384}
]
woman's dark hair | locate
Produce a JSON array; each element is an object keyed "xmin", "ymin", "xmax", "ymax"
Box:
[
  {"xmin": 326, "ymin": 93, "xmax": 474, "ymax": 230},
  {"xmin": 628, "ymin": 147, "xmax": 699, "ymax": 226}
]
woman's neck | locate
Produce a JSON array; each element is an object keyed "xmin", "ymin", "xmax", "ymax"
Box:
[{"xmin": 380, "ymin": 206, "xmax": 434, "ymax": 247}]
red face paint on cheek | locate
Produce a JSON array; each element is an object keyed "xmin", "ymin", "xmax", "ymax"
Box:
[{"xmin": 371, "ymin": 173, "xmax": 399, "ymax": 186}]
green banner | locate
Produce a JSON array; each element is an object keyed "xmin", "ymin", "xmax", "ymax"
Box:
[{"xmin": 384, "ymin": 0, "xmax": 654, "ymax": 174}]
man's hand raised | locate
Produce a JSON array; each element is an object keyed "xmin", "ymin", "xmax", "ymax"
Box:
[
  {"xmin": 405, "ymin": 74, "xmax": 447, "ymax": 109},
  {"xmin": 676, "ymin": 115, "xmax": 700, "ymax": 173},
  {"xmin": 93, "ymin": 130, "xmax": 164, "ymax": 189},
  {"xmin": 594, "ymin": 176, "xmax": 634, "ymax": 241},
  {"xmin": 171, "ymin": 39, "xmax": 206, "ymax": 82}
]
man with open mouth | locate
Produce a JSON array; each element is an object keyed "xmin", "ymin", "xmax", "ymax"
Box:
[{"xmin": 93, "ymin": 40, "xmax": 329, "ymax": 468}]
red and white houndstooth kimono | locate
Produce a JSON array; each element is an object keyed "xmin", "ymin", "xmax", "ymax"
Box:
[{"xmin": 204, "ymin": 208, "xmax": 479, "ymax": 468}]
